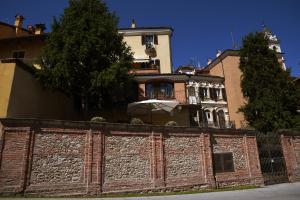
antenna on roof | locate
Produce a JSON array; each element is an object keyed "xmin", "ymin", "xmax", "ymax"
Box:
[
  {"xmin": 261, "ymin": 20, "xmax": 266, "ymax": 29},
  {"xmin": 230, "ymin": 31, "xmax": 238, "ymax": 49}
]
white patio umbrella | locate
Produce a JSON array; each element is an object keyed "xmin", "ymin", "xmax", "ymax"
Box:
[{"xmin": 127, "ymin": 99, "xmax": 179, "ymax": 123}]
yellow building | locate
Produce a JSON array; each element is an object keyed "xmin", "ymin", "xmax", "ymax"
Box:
[
  {"xmin": 0, "ymin": 15, "xmax": 79, "ymax": 120},
  {"xmin": 0, "ymin": 15, "xmax": 175, "ymax": 121},
  {"xmin": 119, "ymin": 20, "xmax": 173, "ymax": 74}
]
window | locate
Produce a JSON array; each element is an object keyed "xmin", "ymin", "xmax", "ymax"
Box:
[
  {"xmin": 204, "ymin": 110, "xmax": 211, "ymax": 120},
  {"xmin": 222, "ymin": 88, "xmax": 227, "ymax": 101},
  {"xmin": 188, "ymin": 87, "xmax": 195, "ymax": 96},
  {"xmin": 214, "ymin": 88, "xmax": 222, "ymax": 100},
  {"xmin": 142, "ymin": 35, "xmax": 158, "ymax": 47},
  {"xmin": 214, "ymin": 152, "xmax": 234, "ymax": 173},
  {"xmin": 146, "ymin": 82, "xmax": 174, "ymax": 99},
  {"xmin": 12, "ymin": 50, "xmax": 25, "ymax": 59},
  {"xmin": 203, "ymin": 88, "xmax": 208, "ymax": 98}
]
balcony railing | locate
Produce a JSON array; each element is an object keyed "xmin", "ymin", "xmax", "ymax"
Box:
[
  {"xmin": 141, "ymin": 90, "xmax": 187, "ymax": 103},
  {"xmin": 198, "ymin": 121, "xmax": 236, "ymax": 129},
  {"xmin": 187, "ymin": 95, "xmax": 226, "ymax": 104},
  {"xmin": 146, "ymin": 91, "xmax": 174, "ymax": 100}
]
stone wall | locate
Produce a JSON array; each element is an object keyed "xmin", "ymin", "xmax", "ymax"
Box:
[
  {"xmin": 213, "ymin": 134, "xmax": 263, "ymax": 186},
  {"xmin": 280, "ymin": 130, "xmax": 300, "ymax": 182},
  {"xmin": 0, "ymin": 119, "xmax": 277, "ymax": 196}
]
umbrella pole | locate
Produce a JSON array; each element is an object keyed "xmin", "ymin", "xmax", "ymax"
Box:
[{"xmin": 150, "ymin": 104, "xmax": 153, "ymax": 124}]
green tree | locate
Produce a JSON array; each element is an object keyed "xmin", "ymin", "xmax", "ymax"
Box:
[
  {"xmin": 36, "ymin": 0, "xmax": 133, "ymax": 116},
  {"xmin": 239, "ymin": 32, "xmax": 299, "ymax": 133}
]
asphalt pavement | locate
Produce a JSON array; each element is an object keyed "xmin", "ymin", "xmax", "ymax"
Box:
[{"xmin": 1, "ymin": 182, "xmax": 300, "ymax": 200}]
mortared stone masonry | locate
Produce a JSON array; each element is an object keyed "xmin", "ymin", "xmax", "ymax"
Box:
[{"xmin": 0, "ymin": 119, "xmax": 299, "ymax": 196}]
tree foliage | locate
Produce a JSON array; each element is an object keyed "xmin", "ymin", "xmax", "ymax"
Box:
[
  {"xmin": 36, "ymin": 0, "xmax": 133, "ymax": 113},
  {"xmin": 239, "ymin": 32, "xmax": 300, "ymax": 133}
]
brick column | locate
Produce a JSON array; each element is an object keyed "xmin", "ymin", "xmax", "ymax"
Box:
[
  {"xmin": 280, "ymin": 134, "xmax": 296, "ymax": 182},
  {"xmin": 0, "ymin": 123, "xmax": 4, "ymax": 170},
  {"xmin": 205, "ymin": 132, "xmax": 216, "ymax": 188},
  {"xmin": 19, "ymin": 127, "xmax": 32, "ymax": 193},
  {"xmin": 25, "ymin": 128, "xmax": 36, "ymax": 189},
  {"xmin": 98, "ymin": 131, "xmax": 104, "ymax": 193},
  {"xmin": 150, "ymin": 133, "xmax": 165, "ymax": 188},
  {"xmin": 243, "ymin": 135, "xmax": 252, "ymax": 178},
  {"xmin": 85, "ymin": 130, "xmax": 93, "ymax": 194}
]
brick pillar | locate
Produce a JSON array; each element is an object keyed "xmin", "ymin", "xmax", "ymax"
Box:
[
  {"xmin": 98, "ymin": 131, "xmax": 104, "ymax": 193},
  {"xmin": 19, "ymin": 127, "xmax": 32, "ymax": 193},
  {"xmin": 0, "ymin": 123, "xmax": 4, "ymax": 170},
  {"xmin": 280, "ymin": 134, "xmax": 296, "ymax": 182},
  {"xmin": 150, "ymin": 133, "xmax": 166, "ymax": 188},
  {"xmin": 85, "ymin": 130, "xmax": 93, "ymax": 194},
  {"xmin": 243, "ymin": 135, "xmax": 252, "ymax": 178},
  {"xmin": 205, "ymin": 132, "xmax": 216, "ymax": 188},
  {"xmin": 25, "ymin": 128, "xmax": 36, "ymax": 189}
]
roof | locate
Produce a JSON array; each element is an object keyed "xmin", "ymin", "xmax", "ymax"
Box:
[
  {"xmin": 0, "ymin": 21, "xmax": 31, "ymax": 34},
  {"xmin": 202, "ymin": 49, "xmax": 285, "ymax": 72},
  {"xmin": 0, "ymin": 33, "xmax": 47, "ymax": 43},
  {"xmin": 118, "ymin": 27, "xmax": 173, "ymax": 36},
  {"xmin": 133, "ymin": 73, "xmax": 224, "ymax": 83},
  {"xmin": 201, "ymin": 49, "xmax": 240, "ymax": 72},
  {"xmin": 119, "ymin": 26, "xmax": 173, "ymax": 31}
]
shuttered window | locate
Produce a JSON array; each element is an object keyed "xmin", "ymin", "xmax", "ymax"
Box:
[
  {"xmin": 188, "ymin": 87, "xmax": 195, "ymax": 96},
  {"xmin": 214, "ymin": 152, "xmax": 234, "ymax": 173},
  {"xmin": 222, "ymin": 88, "xmax": 227, "ymax": 101},
  {"xmin": 154, "ymin": 35, "xmax": 158, "ymax": 45}
]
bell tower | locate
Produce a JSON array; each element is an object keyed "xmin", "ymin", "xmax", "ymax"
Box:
[
  {"xmin": 262, "ymin": 26, "xmax": 281, "ymax": 53},
  {"xmin": 262, "ymin": 24, "xmax": 286, "ymax": 70}
]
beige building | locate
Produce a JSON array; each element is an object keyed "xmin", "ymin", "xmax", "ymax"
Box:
[{"xmin": 119, "ymin": 21, "xmax": 173, "ymax": 74}]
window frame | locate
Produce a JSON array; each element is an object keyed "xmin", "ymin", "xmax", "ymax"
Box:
[
  {"xmin": 142, "ymin": 34, "xmax": 158, "ymax": 46},
  {"xmin": 213, "ymin": 152, "xmax": 234, "ymax": 173},
  {"xmin": 203, "ymin": 88, "xmax": 208, "ymax": 98},
  {"xmin": 12, "ymin": 50, "xmax": 26, "ymax": 59}
]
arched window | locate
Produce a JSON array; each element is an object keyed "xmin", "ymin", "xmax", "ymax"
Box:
[{"xmin": 217, "ymin": 110, "xmax": 226, "ymax": 128}]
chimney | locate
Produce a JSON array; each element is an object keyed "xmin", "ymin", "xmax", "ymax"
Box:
[
  {"xmin": 207, "ymin": 58, "xmax": 212, "ymax": 65},
  {"xmin": 216, "ymin": 50, "xmax": 222, "ymax": 57},
  {"xmin": 131, "ymin": 19, "xmax": 136, "ymax": 28},
  {"xmin": 15, "ymin": 14, "xmax": 24, "ymax": 35},
  {"xmin": 14, "ymin": 14, "xmax": 24, "ymax": 27},
  {"xmin": 27, "ymin": 25, "xmax": 35, "ymax": 34},
  {"xmin": 34, "ymin": 24, "xmax": 46, "ymax": 35}
]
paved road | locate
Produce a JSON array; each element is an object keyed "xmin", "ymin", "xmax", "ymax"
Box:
[
  {"xmin": 2, "ymin": 182, "xmax": 300, "ymax": 200},
  {"xmin": 119, "ymin": 182, "xmax": 300, "ymax": 200}
]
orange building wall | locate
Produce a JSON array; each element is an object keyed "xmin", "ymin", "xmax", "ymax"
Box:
[
  {"xmin": 174, "ymin": 82, "xmax": 186, "ymax": 104},
  {"xmin": 208, "ymin": 55, "xmax": 246, "ymax": 128}
]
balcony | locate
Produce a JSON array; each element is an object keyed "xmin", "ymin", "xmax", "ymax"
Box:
[
  {"xmin": 198, "ymin": 121, "xmax": 236, "ymax": 129},
  {"xmin": 129, "ymin": 59, "xmax": 160, "ymax": 75},
  {"xmin": 146, "ymin": 90, "xmax": 174, "ymax": 100}
]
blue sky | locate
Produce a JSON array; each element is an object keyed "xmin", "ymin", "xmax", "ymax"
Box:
[{"xmin": 1, "ymin": 0, "xmax": 300, "ymax": 76}]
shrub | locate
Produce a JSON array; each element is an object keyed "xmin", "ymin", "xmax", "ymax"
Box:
[
  {"xmin": 90, "ymin": 116, "xmax": 106, "ymax": 123},
  {"xmin": 130, "ymin": 118, "xmax": 144, "ymax": 125},
  {"xmin": 165, "ymin": 121, "xmax": 178, "ymax": 126}
]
